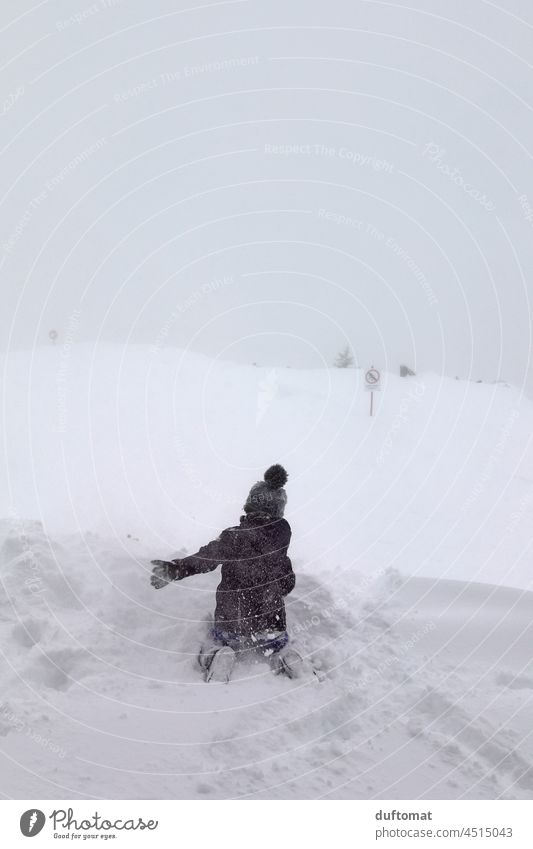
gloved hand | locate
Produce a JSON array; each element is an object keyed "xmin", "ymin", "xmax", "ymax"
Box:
[{"xmin": 150, "ymin": 560, "xmax": 176, "ymax": 589}]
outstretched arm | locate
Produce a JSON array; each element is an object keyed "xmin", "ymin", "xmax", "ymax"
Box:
[
  {"xmin": 150, "ymin": 530, "xmax": 233, "ymax": 589},
  {"xmin": 179, "ymin": 532, "xmax": 232, "ymax": 577}
]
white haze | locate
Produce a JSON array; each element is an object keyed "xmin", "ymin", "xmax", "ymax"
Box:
[{"xmin": 0, "ymin": 0, "xmax": 532, "ymax": 391}]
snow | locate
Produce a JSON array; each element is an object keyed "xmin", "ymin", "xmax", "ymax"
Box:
[{"xmin": 0, "ymin": 343, "xmax": 532, "ymax": 798}]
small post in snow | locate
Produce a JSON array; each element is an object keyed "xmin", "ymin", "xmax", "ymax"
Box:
[{"xmin": 365, "ymin": 366, "xmax": 381, "ymax": 416}]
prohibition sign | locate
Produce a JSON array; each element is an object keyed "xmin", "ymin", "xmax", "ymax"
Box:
[{"xmin": 365, "ymin": 368, "xmax": 380, "ymax": 385}]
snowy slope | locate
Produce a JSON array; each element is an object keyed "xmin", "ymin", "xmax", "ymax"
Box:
[
  {"xmin": 0, "ymin": 343, "xmax": 532, "ymax": 798},
  {"xmin": 2, "ymin": 342, "xmax": 533, "ymax": 587}
]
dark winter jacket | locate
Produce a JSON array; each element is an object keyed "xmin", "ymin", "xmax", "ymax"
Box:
[{"xmin": 173, "ymin": 514, "xmax": 295, "ymax": 638}]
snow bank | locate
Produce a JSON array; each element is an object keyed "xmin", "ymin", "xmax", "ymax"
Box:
[{"xmin": 0, "ymin": 520, "xmax": 531, "ymax": 799}]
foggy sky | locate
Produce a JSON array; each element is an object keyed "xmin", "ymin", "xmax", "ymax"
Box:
[{"xmin": 1, "ymin": 0, "xmax": 532, "ymax": 391}]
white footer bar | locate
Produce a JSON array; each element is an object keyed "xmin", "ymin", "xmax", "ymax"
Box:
[{"xmin": 1, "ymin": 800, "xmax": 530, "ymax": 848}]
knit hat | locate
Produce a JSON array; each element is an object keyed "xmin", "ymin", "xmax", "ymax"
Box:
[{"xmin": 243, "ymin": 464, "xmax": 288, "ymax": 518}]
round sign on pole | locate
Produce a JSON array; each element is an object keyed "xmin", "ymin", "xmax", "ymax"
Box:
[
  {"xmin": 365, "ymin": 367, "xmax": 380, "ymax": 385},
  {"xmin": 365, "ymin": 367, "xmax": 381, "ymax": 416}
]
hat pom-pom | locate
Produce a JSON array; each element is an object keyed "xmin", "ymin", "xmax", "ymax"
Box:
[{"xmin": 264, "ymin": 464, "xmax": 288, "ymax": 489}]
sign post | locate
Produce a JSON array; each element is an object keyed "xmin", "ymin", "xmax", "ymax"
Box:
[{"xmin": 365, "ymin": 366, "xmax": 381, "ymax": 416}]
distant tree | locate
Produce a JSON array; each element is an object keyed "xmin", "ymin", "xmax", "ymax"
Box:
[{"xmin": 334, "ymin": 345, "xmax": 355, "ymax": 368}]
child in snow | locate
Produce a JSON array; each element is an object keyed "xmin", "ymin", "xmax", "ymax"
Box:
[{"xmin": 150, "ymin": 464, "xmax": 302, "ymax": 682}]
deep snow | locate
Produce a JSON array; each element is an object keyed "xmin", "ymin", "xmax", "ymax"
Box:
[{"xmin": 0, "ymin": 343, "xmax": 532, "ymax": 798}]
